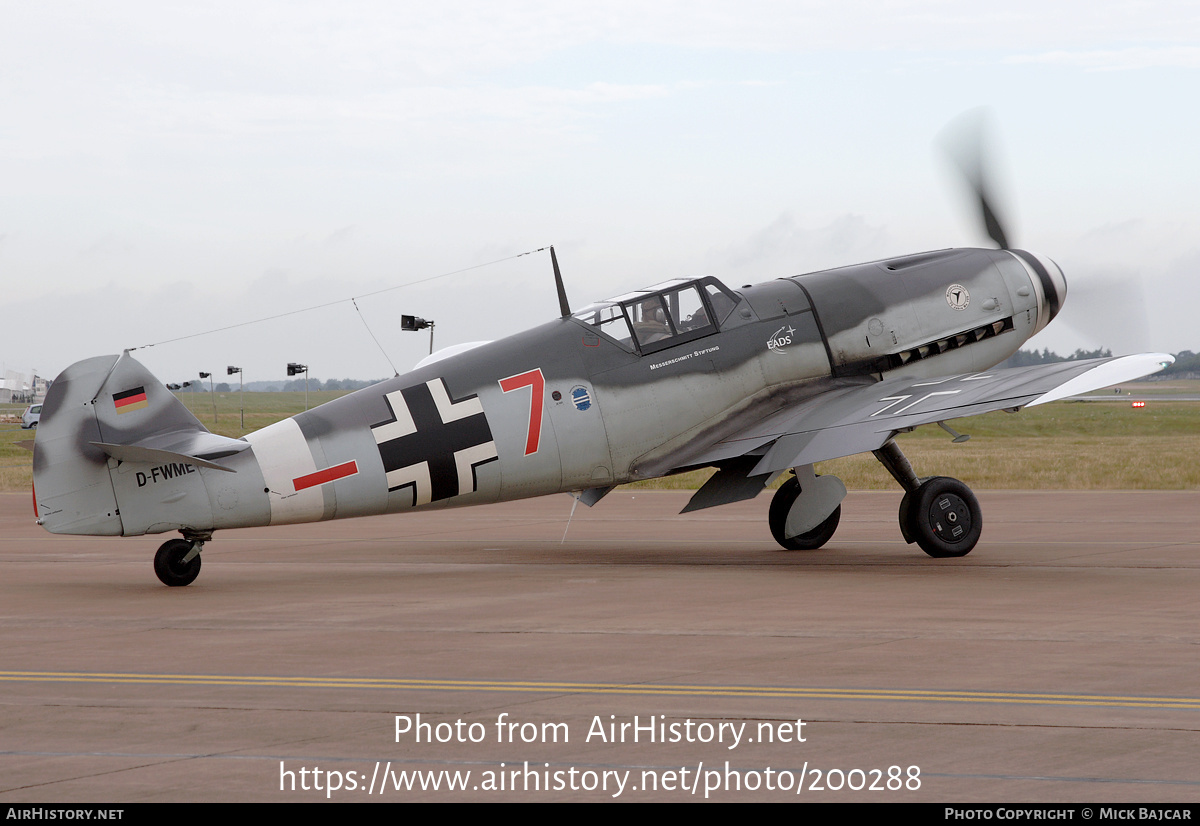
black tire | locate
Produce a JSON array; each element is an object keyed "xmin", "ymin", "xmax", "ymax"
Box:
[
  {"xmin": 898, "ymin": 488, "xmax": 914, "ymax": 544},
  {"xmin": 769, "ymin": 477, "xmax": 842, "ymax": 551},
  {"xmin": 906, "ymin": 477, "xmax": 981, "ymax": 558},
  {"xmin": 154, "ymin": 538, "xmax": 202, "ymax": 586}
]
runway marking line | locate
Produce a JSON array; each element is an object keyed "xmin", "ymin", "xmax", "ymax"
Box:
[{"xmin": 1, "ymin": 671, "xmax": 1198, "ymax": 710}]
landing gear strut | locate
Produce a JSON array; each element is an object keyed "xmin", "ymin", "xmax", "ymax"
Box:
[
  {"xmin": 153, "ymin": 530, "xmax": 211, "ymax": 586},
  {"xmin": 874, "ymin": 440, "xmax": 982, "ymax": 558}
]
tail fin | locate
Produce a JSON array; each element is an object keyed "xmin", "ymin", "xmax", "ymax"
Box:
[
  {"xmin": 34, "ymin": 355, "xmax": 124, "ymax": 534},
  {"xmin": 33, "ymin": 352, "xmax": 249, "ymax": 535}
]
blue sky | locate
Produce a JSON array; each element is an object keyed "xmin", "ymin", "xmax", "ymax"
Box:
[{"xmin": 2, "ymin": 1, "xmax": 1198, "ymax": 382}]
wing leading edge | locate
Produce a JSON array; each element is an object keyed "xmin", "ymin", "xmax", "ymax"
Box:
[{"xmin": 666, "ymin": 353, "xmax": 1172, "ymax": 511}]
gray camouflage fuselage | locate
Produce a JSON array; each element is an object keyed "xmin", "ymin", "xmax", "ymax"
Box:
[{"xmin": 33, "ymin": 247, "xmax": 1065, "ymax": 537}]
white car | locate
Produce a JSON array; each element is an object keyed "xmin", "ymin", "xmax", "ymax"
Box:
[{"xmin": 21, "ymin": 404, "xmax": 42, "ymax": 428}]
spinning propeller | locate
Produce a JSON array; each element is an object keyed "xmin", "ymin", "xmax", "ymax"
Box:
[
  {"xmin": 939, "ymin": 109, "xmax": 1013, "ymax": 252},
  {"xmin": 939, "ymin": 109, "xmax": 1149, "ymax": 353}
]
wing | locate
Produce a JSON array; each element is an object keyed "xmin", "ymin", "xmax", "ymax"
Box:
[{"xmin": 659, "ymin": 352, "xmax": 1173, "ymax": 512}]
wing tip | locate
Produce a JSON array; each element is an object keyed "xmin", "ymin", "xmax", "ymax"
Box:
[{"xmin": 1028, "ymin": 352, "xmax": 1175, "ymax": 407}]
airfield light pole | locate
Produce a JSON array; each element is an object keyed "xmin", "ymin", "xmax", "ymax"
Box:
[
  {"xmin": 166, "ymin": 382, "xmax": 195, "ymax": 413},
  {"xmin": 288, "ymin": 362, "xmax": 309, "ymax": 410},
  {"xmin": 199, "ymin": 372, "xmax": 216, "ymax": 424},
  {"xmin": 401, "ymin": 315, "xmax": 435, "ymax": 355},
  {"xmin": 228, "ymin": 366, "xmax": 243, "ymax": 429}
]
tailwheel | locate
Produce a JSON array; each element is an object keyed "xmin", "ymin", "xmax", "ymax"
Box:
[
  {"xmin": 154, "ymin": 538, "xmax": 202, "ymax": 586},
  {"xmin": 769, "ymin": 477, "xmax": 842, "ymax": 551},
  {"xmin": 904, "ymin": 476, "xmax": 981, "ymax": 558}
]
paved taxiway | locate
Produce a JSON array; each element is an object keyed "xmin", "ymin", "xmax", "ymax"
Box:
[{"xmin": 1, "ymin": 489, "xmax": 1197, "ymax": 802}]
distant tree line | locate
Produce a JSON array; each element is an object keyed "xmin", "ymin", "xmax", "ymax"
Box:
[
  {"xmin": 999, "ymin": 347, "xmax": 1113, "ymax": 367},
  {"xmin": 173, "ymin": 378, "xmax": 388, "ymax": 393},
  {"xmin": 1000, "ymin": 348, "xmax": 1200, "ymax": 378},
  {"xmin": 280, "ymin": 378, "xmax": 388, "ymax": 392}
]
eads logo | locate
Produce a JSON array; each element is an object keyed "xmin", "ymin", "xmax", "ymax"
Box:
[{"xmin": 767, "ymin": 325, "xmax": 795, "ymax": 355}]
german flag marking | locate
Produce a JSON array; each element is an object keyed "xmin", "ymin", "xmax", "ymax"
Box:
[
  {"xmin": 292, "ymin": 460, "xmax": 359, "ymax": 492},
  {"xmin": 113, "ymin": 386, "xmax": 149, "ymax": 414}
]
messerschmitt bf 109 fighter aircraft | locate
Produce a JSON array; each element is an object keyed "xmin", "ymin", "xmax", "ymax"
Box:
[{"xmin": 32, "ymin": 133, "xmax": 1173, "ymax": 586}]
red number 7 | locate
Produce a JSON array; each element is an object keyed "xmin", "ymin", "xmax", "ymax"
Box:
[{"xmin": 498, "ymin": 368, "xmax": 545, "ymax": 456}]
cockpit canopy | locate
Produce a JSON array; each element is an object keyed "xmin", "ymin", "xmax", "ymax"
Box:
[{"xmin": 571, "ymin": 277, "xmax": 740, "ymax": 355}]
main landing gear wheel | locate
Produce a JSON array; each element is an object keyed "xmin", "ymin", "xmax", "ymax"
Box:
[
  {"xmin": 903, "ymin": 476, "xmax": 981, "ymax": 558},
  {"xmin": 154, "ymin": 538, "xmax": 202, "ymax": 587},
  {"xmin": 769, "ymin": 477, "xmax": 842, "ymax": 551}
]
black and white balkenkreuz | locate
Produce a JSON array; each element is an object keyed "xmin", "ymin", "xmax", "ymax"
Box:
[{"xmin": 370, "ymin": 378, "xmax": 498, "ymax": 507}]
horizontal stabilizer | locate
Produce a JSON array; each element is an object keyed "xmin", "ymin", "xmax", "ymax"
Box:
[{"xmin": 92, "ymin": 428, "xmax": 250, "ymax": 471}]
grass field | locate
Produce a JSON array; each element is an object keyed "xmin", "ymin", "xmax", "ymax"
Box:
[
  {"xmin": 1083, "ymin": 378, "xmax": 1200, "ymax": 396},
  {"xmin": 2, "ymin": 391, "xmax": 1197, "ymax": 493}
]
